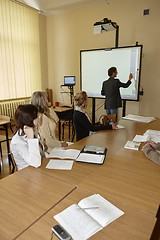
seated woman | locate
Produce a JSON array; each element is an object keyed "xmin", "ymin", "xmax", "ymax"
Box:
[
  {"xmin": 31, "ymin": 91, "xmax": 68, "ymax": 153},
  {"xmin": 142, "ymin": 141, "xmax": 160, "ymax": 165},
  {"xmin": 73, "ymin": 91, "xmax": 117, "ymax": 141},
  {"xmin": 10, "ymin": 104, "xmax": 42, "ymax": 170}
]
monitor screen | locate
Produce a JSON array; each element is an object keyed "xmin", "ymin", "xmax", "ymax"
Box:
[
  {"xmin": 64, "ymin": 76, "xmax": 75, "ymax": 85},
  {"xmin": 80, "ymin": 45, "xmax": 142, "ymax": 101}
]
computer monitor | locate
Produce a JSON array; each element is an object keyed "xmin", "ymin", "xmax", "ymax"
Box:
[{"xmin": 64, "ymin": 76, "xmax": 75, "ymax": 86}]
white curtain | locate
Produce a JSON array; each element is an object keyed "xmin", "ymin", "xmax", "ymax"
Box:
[{"xmin": 0, "ymin": 0, "xmax": 42, "ymax": 100}]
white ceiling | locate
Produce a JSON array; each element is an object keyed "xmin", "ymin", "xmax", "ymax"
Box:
[{"xmin": 23, "ymin": 0, "xmax": 116, "ymax": 16}]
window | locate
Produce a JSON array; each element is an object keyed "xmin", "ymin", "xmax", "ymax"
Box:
[{"xmin": 0, "ymin": 0, "xmax": 41, "ymax": 100}]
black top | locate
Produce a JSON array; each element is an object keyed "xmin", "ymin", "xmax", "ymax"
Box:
[
  {"xmin": 73, "ymin": 110, "xmax": 112, "ymax": 141},
  {"xmin": 101, "ymin": 77, "xmax": 131, "ymax": 109}
]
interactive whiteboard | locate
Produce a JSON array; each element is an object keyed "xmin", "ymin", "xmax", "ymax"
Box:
[{"xmin": 80, "ymin": 45, "xmax": 142, "ymax": 100}]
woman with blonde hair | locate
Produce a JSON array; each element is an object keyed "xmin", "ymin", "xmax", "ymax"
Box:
[
  {"xmin": 31, "ymin": 91, "xmax": 68, "ymax": 153},
  {"xmin": 73, "ymin": 91, "xmax": 116, "ymax": 141}
]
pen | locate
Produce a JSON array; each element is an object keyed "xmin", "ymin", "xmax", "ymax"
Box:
[{"xmin": 78, "ymin": 207, "xmax": 99, "ymax": 210}]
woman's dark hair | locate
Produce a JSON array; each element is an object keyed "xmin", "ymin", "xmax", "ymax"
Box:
[
  {"xmin": 108, "ymin": 67, "xmax": 117, "ymax": 77},
  {"xmin": 14, "ymin": 104, "xmax": 38, "ymax": 134}
]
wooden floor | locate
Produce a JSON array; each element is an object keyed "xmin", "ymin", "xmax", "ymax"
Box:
[{"xmin": 0, "ymin": 124, "xmax": 75, "ymax": 179}]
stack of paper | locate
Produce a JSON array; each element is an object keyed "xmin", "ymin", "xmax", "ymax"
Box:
[
  {"xmin": 124, "ymin": 141, "xmax": 141, "ymax": 150},
  {"xmin": 122, "ymin": 114, "xmax": 156, "ymax": 123},
  {"xmin": 132, "ymin": 130, "xmax": 160, "ymax": 143},
  {"xmin": 54, "ymin": 194, "xmax": 124, "ymax": 240}
]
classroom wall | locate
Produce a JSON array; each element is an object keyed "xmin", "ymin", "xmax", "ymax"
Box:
[{"xmin": 46, "ymin": 0, "xmax": 160, "ymax": 121}]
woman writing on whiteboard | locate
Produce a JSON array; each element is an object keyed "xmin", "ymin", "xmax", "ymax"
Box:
[
  {"xmin": 73, "ymin": 91, "xmax": 117, "ymax": 141},
  {"xmin": 31, "ymin": 91, "xmax": 68, "ymax": 153},
  {"xmin": 142, "ymin": 141, "xmax": 160, "ymax": 165}
]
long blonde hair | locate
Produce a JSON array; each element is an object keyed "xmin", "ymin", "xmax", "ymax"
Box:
[
  {"xmin": 31, "ymin": 91, "xmax": 49, "ymax": 116},
  {"xmin": 74, "ymin": 91, "xmax": 88, "ymax": 107}
]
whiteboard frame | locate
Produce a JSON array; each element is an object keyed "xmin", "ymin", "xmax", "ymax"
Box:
[{"xmin": 80, "ymin": 45, "xmax": 143, "ymax": 101}]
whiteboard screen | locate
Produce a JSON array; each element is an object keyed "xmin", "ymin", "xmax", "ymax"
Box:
[{"xmin": 80, "ymin": 45, "xmax": 142, "ymax": 100}]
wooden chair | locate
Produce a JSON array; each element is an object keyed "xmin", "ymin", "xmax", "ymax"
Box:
[
  {"xmin": 0, "ymin": 116, "xmax": 12, "ymax": 159},
  {"xmin": 102, "ymin": 114, "xmax": 116, "ymax": 125},
  {"xmin": 8, "ymin": 152, "xmax": 17, "ymax": 173},
  {"xmin": 0, "ymin": 135, "xmax": 7, "ymax": 158},
  {"xmin": 71, "ymin": 124, "xmax": 76, "ymax": 142},
  {"xmin": 61, "ymin": 109, "xmax": 74, "ymax": 140}
]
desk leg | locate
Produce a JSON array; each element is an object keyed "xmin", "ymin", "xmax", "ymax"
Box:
[
  {"xmin": 69, "ymin": 118, "xmax": 70, "ymax": 139},
  {"xmin": 4, "ymin": 124, "xmax": 11, "ymax": 165},
  {"xmin": 59, "ymin": 120, "xmax": 61, "ymax": 141}
]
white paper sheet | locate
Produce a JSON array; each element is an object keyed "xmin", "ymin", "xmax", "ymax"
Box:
[
  {"xmin": 46, "ymin": 160, "xmax": 73, "ymax": 170},
  {"xmin": 122, "ymin": 114, "xmax": 156, "ymax": 123},
  {"xmin": 76, "ymin": 153, "xmax": 105, "ymax": 164},
  {"xmin": 117, "ymin": 124, "xmax": 125, "ymax": 129},
  {"xmin": 133, "ymin": 135, "xmax": 149, "ymax": 142}
]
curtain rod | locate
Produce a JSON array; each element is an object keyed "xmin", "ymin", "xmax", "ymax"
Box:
[{"xmin": 10, "ymin": 0, "xmax": 43, "ymax": 13}]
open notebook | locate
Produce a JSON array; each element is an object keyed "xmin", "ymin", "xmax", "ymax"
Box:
[
  {"xmin": 45, "ymin": 149, "xmax": 80, "ymax": 160},
  {"xmin": 76, "ymin": 146, "xmax": 107, "ymax": 165},
  {"xmin": 54, "ymin": 194, "xmax": 124, "ymax": 240}
]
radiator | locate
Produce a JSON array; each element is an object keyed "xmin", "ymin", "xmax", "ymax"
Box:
[{"xmin": 0, "ymin": 98, "xmax": 30, "ymax": 119}]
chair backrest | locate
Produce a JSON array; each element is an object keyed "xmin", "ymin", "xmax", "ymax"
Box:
[
  {"xmin": 102, "ymin": 114, "xmax": 116, "ymax": 125},
  {"xmin": 71, "ymin": 124, "xmax": 76, "ymax": 142},
  {"xmin": 8, "ymin": 152, "xmax": 17, "ymax": 173}
]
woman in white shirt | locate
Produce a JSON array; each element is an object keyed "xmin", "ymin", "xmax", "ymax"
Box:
[{"xmin": 10, "ymin": 104, "xmax": 42, "ymax": 170}]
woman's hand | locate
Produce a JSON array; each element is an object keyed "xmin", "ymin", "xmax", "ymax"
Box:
[
  {"xmin": 24, "ymin": 125, "xmax": 34, "ymax": 139},
  {"xmin": 145, "ymin": 141, "xmax": 157, "ymax": 150},
  {"xmin": 112, "ymin": 124, "xmax": 118, "ymax": 130},
  {"xmin": 61, "ymin": 142, "xmax": 68, "ymax": 147}
]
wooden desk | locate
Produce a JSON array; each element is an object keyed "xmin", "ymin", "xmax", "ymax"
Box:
[
  {"xmin": 1, "ymin": 118, "xmax": 160, "ymax": 239},
  {"xmin": 78, "ymin": 119, "xmax": 160, "ymax": 217},
  {"xmin": 0, "ymin": 167, "xmax": 76, "ymax": 240},
  {"xmin": 37, "ymin": 156, "xmax": 99, "ymax": 185},
  {"xmin": 35, "ymin": 118, "xmax": 160, "ymax": 239},
  {"xmin": 0, "ymin": 116, "xmax": 11, "ymax": 170},
  {"xmin": 54, "ymin": 107, "xmax": 73, "ymax": 140},
  {"xmin": 35, "ymin": 119, "xmax": 160, "ymax": 215},
  {"xmin": 17, "ymin": 188, "xmax": 156, "ymax": 240}
]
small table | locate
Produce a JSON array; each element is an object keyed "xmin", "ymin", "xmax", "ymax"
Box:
[
  {"xmin": 0, "ymin": 116, "xmax": 11, "ymax": 170},
  {"xmin": 54, "ymin": 107, "xmax": 73, "ymax": 141}
]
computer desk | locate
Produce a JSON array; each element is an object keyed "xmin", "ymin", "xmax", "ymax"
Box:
[
  {"xmin": 0, "ymin": 167, "xmax": 76, "ymax": 240},
  {"xmin": 17, "ymin": 187, "xmax": 156, "ymax": 240}
]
